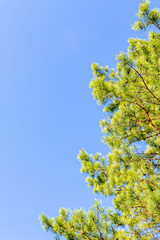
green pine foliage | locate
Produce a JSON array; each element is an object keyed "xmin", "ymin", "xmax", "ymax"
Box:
[{"xmin": 40, "ymin": 1, "xmax": 160, "ymax": 239}]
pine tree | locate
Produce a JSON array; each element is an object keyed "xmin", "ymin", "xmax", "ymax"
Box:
[{"xmin": 41, "ymin": 1, "xmax": 160, "ymax": 239}]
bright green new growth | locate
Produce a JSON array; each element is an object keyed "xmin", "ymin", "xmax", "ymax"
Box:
[
  {"xmin": 133, "ymin": 0, "xmax": 160, "ymax": 31},
  {"xmin": 41, "ymin": 1, "xmax": 160, "ymax": 239}
]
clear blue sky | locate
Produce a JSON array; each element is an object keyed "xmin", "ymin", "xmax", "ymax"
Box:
[{"xmin": 0, "ymin": 1, "xmax": 159, "ymax": 240}]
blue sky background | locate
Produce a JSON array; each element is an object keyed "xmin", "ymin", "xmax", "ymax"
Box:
[{"xmin": 0, "ymin": 1, "xmax": 159, "ymax": 240}]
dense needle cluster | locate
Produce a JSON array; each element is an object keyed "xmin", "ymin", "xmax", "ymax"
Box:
[{"xmin": 41, "ymin": 1, "xmax": 160, "ymax": 239}]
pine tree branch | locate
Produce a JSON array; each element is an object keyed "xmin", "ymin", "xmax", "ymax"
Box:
[
  {"xmin": 146, "ymin": 12, "xmax": 160, "ymax": 30},
  {"xmin": 127, "ymin": 63, "xmax": 160, "ymax": 104}
]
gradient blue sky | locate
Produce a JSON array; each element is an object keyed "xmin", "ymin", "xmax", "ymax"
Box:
[{"xmin": 0, "ymin": 1, "xmax": 159, "ymax": 240}]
